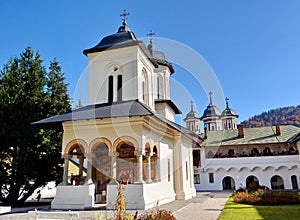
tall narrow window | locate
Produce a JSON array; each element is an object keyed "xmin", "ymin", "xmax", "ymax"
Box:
[
  {"xmin": 186, "ymin": 161, "xmax": 189, "ymax": 181},
  {"xmin": 209, "ymin": 173, "xmax": 214, "ymax": 183},
  {"xmin": 167, "ymin": 159, "xmax": 170, "ymax": 182},
  {"xmin": 108, "ymin": 75, "xmax": 113, "ymax": 103},
  {"xmin": 194, "ymin": 174, "xmax": 200, "ymax": 184},
  {"xmin": 142, "ymin": 81, "xmax": 145, "ymax": 102},
  {"xmin": 157, "ymin": 77, "xmax": 160, "ymax": 99},
  {"xmin": 117, "ymin": 75, "xmax": 122, "ymax": 102}
]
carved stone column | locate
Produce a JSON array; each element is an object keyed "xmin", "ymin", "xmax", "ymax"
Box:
[
  {"xmin": 108, "ymin": 152, "xmax": 119, "ymax": 184},
  {"xmin": 145, "ymin": 155, "xmax": 152, "ymax": 183},
  {"xmin": 85, "ymin": 153, "xmax": 94, "ymax": 185},
  {"xmin": 61, "ymin": 154, "xmax": 72, "ymax": 186},
  {"xmin": 154, "ymin": 156, "xmax": 160, "ymax": 182},
  {"xmin": 78, "ymin": 155, "xmax": 85, "ymax": 177},
  {"xmin": 134, "ymin": 151, "xmax": 145, "ymax": 184}
]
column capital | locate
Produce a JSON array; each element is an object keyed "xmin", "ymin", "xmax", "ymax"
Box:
[
  {"xmin": 85, "ymin": 153, "xmax": 96, "ymax": 159},
  {"xmin": 63, "ymin": 154, "xmax": 72, "ymax": 160},
  {"xmin": 134, "ymin": 150, "xmax": 145, "ymax": 156},
  {"xmin": 108, "ymin": 152, "xmax": 119, "ymax": 157}
]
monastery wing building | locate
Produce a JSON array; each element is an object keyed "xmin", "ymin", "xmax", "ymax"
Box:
[
  {"xmin": 34, "ymin": 16, "xmax": 197, "ymax": 210},
  {"xmin": 185, "ymin": 95, "xmax": 300, "ymax": 192}
]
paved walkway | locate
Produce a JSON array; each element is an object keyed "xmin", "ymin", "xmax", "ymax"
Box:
[{"xmin": 0, "ymin": 191, "xmax": 232, "ymax": 220}]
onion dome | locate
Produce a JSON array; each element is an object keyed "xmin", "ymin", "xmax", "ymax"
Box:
[
  {"xmin": 221, "ymin": 97, "xmax": 239, "ymax": 117},
  {"xmin": 200, "ymin": 92, "xmax": 221, "ymax": 119},
  {"xmin": 184, "ymin": 101, "xmax": 199, "ymax": 121}
]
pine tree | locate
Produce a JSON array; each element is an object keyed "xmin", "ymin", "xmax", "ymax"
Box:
[{"xmin": 0, "ymin": 47, "xmax": 70, "ymax": 206}]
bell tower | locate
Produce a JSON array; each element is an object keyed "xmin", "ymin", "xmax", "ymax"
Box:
[{"xmin": 83, "ymin": 11, "xmax": 158, "ymax": 110}]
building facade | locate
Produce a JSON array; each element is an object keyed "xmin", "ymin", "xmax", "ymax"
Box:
[{"xmin": 187, "ymin": 98, "xmax": 300, "ymax": 191}]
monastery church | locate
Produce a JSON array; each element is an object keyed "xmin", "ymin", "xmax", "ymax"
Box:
[
  {"xmin": 34, "ymin": 12, "xmax": 300, "ymax": 210},
  {"xmin": 34, "ymin": 13, "xmax": 198, "ymax": 210}
]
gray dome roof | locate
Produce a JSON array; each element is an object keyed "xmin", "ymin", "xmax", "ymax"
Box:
[
  {"xmin": 184, "ymin": 102, "xmax": 199, "ymax": 121},
  {"xmin": 200, "ymin": 92, "xmax": 221, "ymax": 119},
  {"xmin": 83, "ymin": 21, "xmax": 139, "ymax": 55},
  {"xmin": 221, "ymin": 108, "xmax": 238, "ymax": 117},
  {"xmin": 201, "ymin": 104, "xmax": 221, "ymax": 118},
  {"xmin": 221, "ymin": 98, "xmax": 238, "ymax": 117}
]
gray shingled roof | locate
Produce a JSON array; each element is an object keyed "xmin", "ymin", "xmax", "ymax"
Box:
[
  {"xmin": 202, "ymin": 125, "xmax": 300, "ymax": 146},
  {"xmin": 32, "ymin": 99, "xmax": 197, "ymax": 137},
  {"xmin": 32, "ymin": 100, "xmax": 153, "ymax": 128}
]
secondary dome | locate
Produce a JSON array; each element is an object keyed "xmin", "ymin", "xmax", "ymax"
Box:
[
  {"xmin": 221, "ymin": 98, "xmax": 239, "ymax": 117},
  {"xmin": 201, "ymin": 92, "xmax": 221, "ymax": 119},
  {"xmin": 184, "ymin": 102, "xmax": 199, "ymax": 121}
]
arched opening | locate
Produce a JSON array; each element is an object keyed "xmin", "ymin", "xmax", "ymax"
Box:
[
  {"xmin": 117, "ymin": 74, "xmax": 122, "ymax": 102},
  {"xmin": 291, "ymin": 175, "xmax": 298, "ymax": 189},
  {"xmin": 142, "ymin": 69, "xmax": 149, "ymax": 105},
  {"xmin": 108, "ymin": 75, "xmax": 113, "ymax": 103},
  {"xmin": 152, "ymin": 145, "xmax": 160, "ymax": 182},
  {"xmin": 246, "ymin": 175, "xmax": 259, "ymax": 189},
  {"xmin": 68, "ymin": 144, "xmax": 85, "ymax": 185},
  {"xmin": 91, "ymin": 143, "xmax": 111, "ymax": 196},
  {"xmin": 222, "ymin": 176, "xmax": 235, "ymax": 190},
  {"xmin": 250, "ymin": 148, "xmax": 260, "ymax": 156},
  {"xmin": 116, "ymin": 141, "xmax": 136, "ymax": 184},
  {"xmin": 263, "ymin": 147, "xmax": 272, "ymax": 156},
  {"xmin": 271, "ymin": 175, "xmax": 284, "ymax": 189},
  {"xmin": 228, "ymin": 149, "xmax": 235, "ymax": 157}
]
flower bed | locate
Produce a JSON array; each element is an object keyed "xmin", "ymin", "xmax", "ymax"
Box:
[{"xmin": 233, "ymin": 188, "xmax": 300, "ymax": 205}]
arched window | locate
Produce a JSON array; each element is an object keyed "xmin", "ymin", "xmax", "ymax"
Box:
[
  {"xmin": 117, "ymin": 75, "xmax": 122, "ymax": 102},
  {"xmin": 142, "ymin": 69, "xmax": 149, "ymax": 105},
  {"xmin": 108, "ymin": 75, "xmax": 113, "ymax": 103},
  {"xmin": 157, "ymin": 77, "xmax": 160, "ymax": 99}
]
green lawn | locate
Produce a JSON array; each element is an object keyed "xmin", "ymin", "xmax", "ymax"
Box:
[{"xmin": 218, "ymin": 197, "xmax": 300, "ymax": 220}]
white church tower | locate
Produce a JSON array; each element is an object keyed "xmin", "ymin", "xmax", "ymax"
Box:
[{"xmin": 83, "ymin": 15, "xmax": 180, "ymax": 121}]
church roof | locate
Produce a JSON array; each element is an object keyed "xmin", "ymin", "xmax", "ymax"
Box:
[
  {"xmin": 201, "ymin": 125, "xmax": 300, "ymax": 146},
  {"xmin": 83, "ymin": 21, "xmax": 158, "ymax": 68},
  {"xmin": 32, "ymin": 100, "xmax": 153, "ymax": 129},
  {"xmin": 155, "ymin": 99, "xmax": 182, "ymax": 114},
  {"xmin": 201, "ymin": 104, "xmax": 221, "ymax": 119},
  {"xmin": 221, "ymin": 98, "xmax": 238, "ymax": 117},
  {"xmin": 32, "ymin": 100, "xmax": 197, "ymax": 137},
  {"xmin": 184, "ymin": 102, "xmax": 199, "ymax": 121},
  {"xmin": 148, "ymin": 45, "xmax": 175, "ymax": 74},
  {"xmin": 200, "ymin": 92, "xmax": 221, "ymax": 119}
]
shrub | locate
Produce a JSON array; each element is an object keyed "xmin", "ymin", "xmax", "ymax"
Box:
[
  {"xmin": 233, "ymin": 188, "xmax": 300, "ymax": 205},
  {"xmin": 113, "ymin": 184, "xmax": 177, "ymax": 220},
  {"xmin": 137, "ymin": 209, "xmax": 176, "ymax": 220}
]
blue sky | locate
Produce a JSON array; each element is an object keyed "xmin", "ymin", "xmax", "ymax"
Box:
[{"xmin": 1, "ymin": 0, "xmax": 299, "ymax": 125}]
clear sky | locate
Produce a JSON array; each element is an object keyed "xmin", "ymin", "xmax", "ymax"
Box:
[{"xmin": 1, "ymin": 0, "xmax": 299, "ymax": 126}]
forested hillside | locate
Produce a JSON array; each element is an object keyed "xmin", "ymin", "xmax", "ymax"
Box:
[{"xmin": 241, "ymin": 105, "xmax": 300, "ymax": 128}]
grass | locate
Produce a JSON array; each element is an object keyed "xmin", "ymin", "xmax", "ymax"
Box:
[{"xmin": 218, "ymin": 197, "xmax": 300, "ymax": 220}]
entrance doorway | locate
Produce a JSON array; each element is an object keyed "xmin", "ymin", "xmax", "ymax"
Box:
[
  {"xmin": 222, "ymin": 176, "xmax": 235, "ymax": 190},
  {"xmin": 91, "ymin": 143, "xmax": 111, "ymax": 202},
  {"xmin": 246, "ymin": 175, "xmax": 259, "ymax": 189},
  {"xmin": 291, "ymin": 175, "xmax": 298, "ymax": 189},
  {"xmin": 271, "ymin": 175, "xmax": 284, "ymax": 189}
]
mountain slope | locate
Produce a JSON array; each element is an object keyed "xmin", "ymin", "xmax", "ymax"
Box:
[{"xmin": 241, "ymin": 105, "xmax": 300, "ymax": 128}]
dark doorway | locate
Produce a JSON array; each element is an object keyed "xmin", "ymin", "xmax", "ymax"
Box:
[
  {"xmin": 222, "ymin": 176, "xmax": 235, "ymax": 190},
  {"xmin": 291, "ymin": 175, "xmax": 298, "ymax": 189}
]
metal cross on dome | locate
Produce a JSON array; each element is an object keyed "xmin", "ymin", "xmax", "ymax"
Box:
[
  {"xmin": 147, "ymin": 30, "xmax": 156, "ymax": 44},
  {"xmin": 120, "ymin": 9, "xmax": 130, "ymax": 23}
]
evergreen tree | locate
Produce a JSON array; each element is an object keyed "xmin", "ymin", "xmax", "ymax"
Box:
[{"xmin": 0, "ymin": 47, "xmax": 70, "ymax": 206}]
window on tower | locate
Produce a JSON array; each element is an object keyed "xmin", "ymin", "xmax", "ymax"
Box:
[
  {"xmin": 117, "ymin": 75, "xmax": 122, "ymax": 102},
  {"xmin": 108, "ymin": 75, "xmax": 113, "ymax": 103}
]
